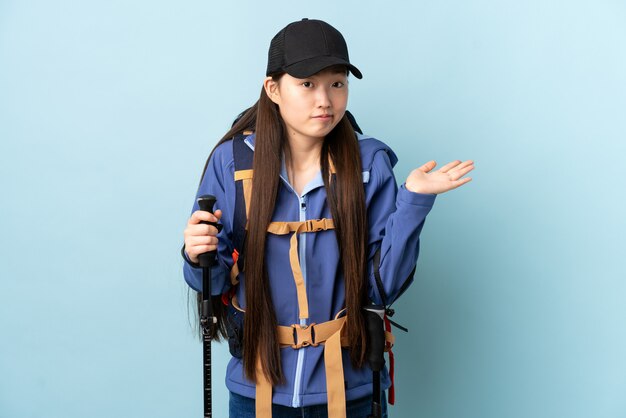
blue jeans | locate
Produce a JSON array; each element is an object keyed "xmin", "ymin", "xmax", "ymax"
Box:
[{"xmin": 229, "ymin": 391, "xmax": 389, "ymax": 418}]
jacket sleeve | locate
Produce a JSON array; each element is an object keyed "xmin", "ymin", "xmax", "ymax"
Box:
[
  {"xmin": 365, "ymin": 149, "xmax": 437, "ymax": 305},
  {"xmin": 182, "ymin": 142, "xmax": 236, "ymax": 295}
]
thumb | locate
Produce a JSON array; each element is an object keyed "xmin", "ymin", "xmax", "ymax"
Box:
[
  {"xmin": 214, "ymin": 209, "xmax": 223, "ymax": 221},
  {"xmin": 419, "ymin": 160, "xmax": 436, "ymax": 172}
]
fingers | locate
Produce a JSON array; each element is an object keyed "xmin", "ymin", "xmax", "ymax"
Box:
[
  {"xmin": 187, "ymin": 233, "xmax": 219, "ymax": 247},
  {"xmin": 456, "ymin": 176, "xmax": 472, "ymax": 185},
  {"xmin": 184, "ymin": 210, "xmax": 222, "ymax": 262},
  {"xmin": 186, "ymin": 222, "xmax": 220, "ymax": 236},
  {"xmin": 184, "ymin": 208, "xmax": 223, "ymax": 259},
  {"xmin": 418, "ymin": 160, "xmax": 437, "ymax": 172},
  {"xmin": 438, "ymin": 160, "xmax": 463, "ymax": 173},
  {"xmin": 437, "ymin": 159, "xmax": 473, "ymax": 177},
  {"xmin": 185, "ymin": 240, "xmax": 219, "ymax": 263},
  {"xmin": 452, "ymin": 160, "xmax": 474, "ymax": 172},
  {"xmin": 185, "ymin": 209, "xmax": 221, "ymax": 239},
  {"xmin": 420, "ymin": 159, "xmax": 475, "ymax": 174},
  {"xmin": 447, "ymin": 161, "xmax": 475, "ymax": 180},
  {"xmin": 189, "ymin": 209, "xmax": 222, "ymax": 225}
]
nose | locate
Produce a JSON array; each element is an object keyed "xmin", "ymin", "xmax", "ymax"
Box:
[{"xmin": 315, "ymin": 86, "xmax": 331, "ymax": 109}]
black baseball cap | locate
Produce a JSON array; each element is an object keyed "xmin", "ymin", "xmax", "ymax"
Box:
[{"xmin": 266, "ymin": 18, "xmax": 363, "ymax": 79}]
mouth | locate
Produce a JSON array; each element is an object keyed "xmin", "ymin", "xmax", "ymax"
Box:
[{"xmin": 312, "ymin": 114, "xmax": 333, "ymax": 120}]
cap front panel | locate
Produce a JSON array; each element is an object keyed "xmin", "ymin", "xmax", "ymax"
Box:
[{"xmin": 284, "ymin": 21, "xmax": 329, "ymax": 64}]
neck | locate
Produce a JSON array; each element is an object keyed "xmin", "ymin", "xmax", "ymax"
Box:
[
  {"xmin": 283, "ymin": 134, "xmax": 324, "ymax": 192},
  {"xmin": 285, "ymin": 134, "xmax": 323, "ymax": 171}
]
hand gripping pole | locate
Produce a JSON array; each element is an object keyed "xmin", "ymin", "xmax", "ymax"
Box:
[{"xmin": 197, "ymin": 195, "xmax": 219, "ymax": 418}]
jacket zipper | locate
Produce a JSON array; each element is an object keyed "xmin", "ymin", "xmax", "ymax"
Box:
[
  {"xmin": 264, "ymin": 155, "xmax": 312, "ymax": 407},
  {"xmin": 291, "ymin": 195, "xmax": 307, "ymax": 407}
]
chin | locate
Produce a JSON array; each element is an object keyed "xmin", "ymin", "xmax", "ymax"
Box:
[{"xmin": 317, "ymin": 123, "xmax": 340, "ymax": 137}]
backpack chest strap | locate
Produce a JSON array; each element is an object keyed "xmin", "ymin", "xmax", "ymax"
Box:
[{"xmin": 266, "ymin": 218, "xmax": 335, "ymax": 320}]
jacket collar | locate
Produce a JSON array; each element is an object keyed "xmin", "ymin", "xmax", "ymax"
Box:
[{"xmin": 244, "ymin": 133, "xmax": 326, "ymax": 197}]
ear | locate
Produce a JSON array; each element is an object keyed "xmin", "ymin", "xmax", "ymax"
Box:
[{"xmin": 263, "ymin": 76, "xmax": 281, "ymax": 105}]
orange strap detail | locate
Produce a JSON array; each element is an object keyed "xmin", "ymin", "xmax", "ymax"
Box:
[
  {"xmin": 255, "ymin": 355, "xmax": 273, "ymax": 417},
  {"xmin": 266, "ymin": 218, "xmax": 335, "ymax": 235},
  {"xmin": 276, "ymin": 316, "xmax": 347, "ymax": 349},
  {"xmin": 290, "ymin": 231, "xmax": 309, "ymax": 319},
  {"xmin": 232, "ymin": 303, "xmax": 393, "ymax": 418},
  {"xmin": 230, "ymin": 294, "xmax": 245, "ymax": 312},
  {"xmin": 231, "ymin": 298, "xmax": 349, "ymax": 418},
  {"xmin": 325, "ymin": 319, "xmax": 347, "ymax": 418},
  {"xmin": 234, "ymin": 169, "xmax": 253, "ymax": 181},
  {"xmin": 384, "ymin": 331, "xmax": 395, "ymax": 349},
  {"xmin": 255, "ymin": 318, "xmax": 349, "ymax": 418},
  {"xmin": 328, "ymin": 157, "xmax": 336, "ymax": 175},
  {"xmin": 231, "ymin": 160, "xmax": 351, "ymax": 417},
  {"xmin": 233, "ymin": 166, "xmax": 335, "ymax": 319},
  {"xmin": 229, "ymin": 263, "xmax": 240, "ymax": 285},
  {"xmin": 266, "ymin": 219, "xmax": 335, "ymax": 320}
]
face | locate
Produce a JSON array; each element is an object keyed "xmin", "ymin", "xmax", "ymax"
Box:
[{"xmin": 264, "ymin": 67, "xmax": 349, "ymax": 143}]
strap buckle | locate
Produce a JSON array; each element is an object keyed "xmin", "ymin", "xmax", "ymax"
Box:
[
  {"xmin": 291, "ymin": 323, "xmax": 318, "ymax": 349},
  {"xmin": 305, "ymin": 219, "xmax": 329, "ymax": 232}
]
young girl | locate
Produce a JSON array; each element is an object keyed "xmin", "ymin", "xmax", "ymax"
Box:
[{"xmin": 182, "ymin": 18, "xmax": 474, "ymax": 418}]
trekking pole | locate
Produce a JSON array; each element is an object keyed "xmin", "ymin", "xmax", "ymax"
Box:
[
  {"xmin": 363, "ymin": 305, "xmax": 386, "ymax": 418},
  {"xmin": 197, "ymin": 195, "xmax": 219, "ymax": 418}
]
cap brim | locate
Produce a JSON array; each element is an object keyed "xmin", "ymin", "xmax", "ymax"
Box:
[{"xmin": 284, "ymin": 55, "xmax": 363, "ymax": 79}]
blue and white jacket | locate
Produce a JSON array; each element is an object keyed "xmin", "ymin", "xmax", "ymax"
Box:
[{"xmin": 183, "ymin": 132, "xmax": 436, "ymax": 408}]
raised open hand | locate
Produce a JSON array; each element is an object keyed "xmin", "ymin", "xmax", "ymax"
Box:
[{"xmin": 405, "ymin": 160, "xmax": 474, "ymax": 195}]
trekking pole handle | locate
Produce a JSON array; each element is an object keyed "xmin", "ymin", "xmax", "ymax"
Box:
[{"xmin": 197, "ymin": 195, "xmax": 219, "ymax": 268}]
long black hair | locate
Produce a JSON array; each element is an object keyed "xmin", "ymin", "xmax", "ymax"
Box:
[{"xmin": 193, "ymin": 73, "xmax": 368, "ymax": 385}]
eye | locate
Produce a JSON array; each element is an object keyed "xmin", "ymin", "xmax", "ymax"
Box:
[
  {"xmin": 301, "ymin": 81, "xmax": 313, "ymax": 88},
  {"xmin": 332, "ymin": 81, "xmax": 345, "ymax": 88}
]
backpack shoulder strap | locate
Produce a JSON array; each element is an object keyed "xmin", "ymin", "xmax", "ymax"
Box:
[{"xmin": 232, "ymin": 132, "xmax": 254, "ymax": 280}]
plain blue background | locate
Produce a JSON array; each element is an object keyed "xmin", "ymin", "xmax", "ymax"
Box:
[{"xmin": 1, "ymin": 1, "xmax": 625, "ymax": 417}]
